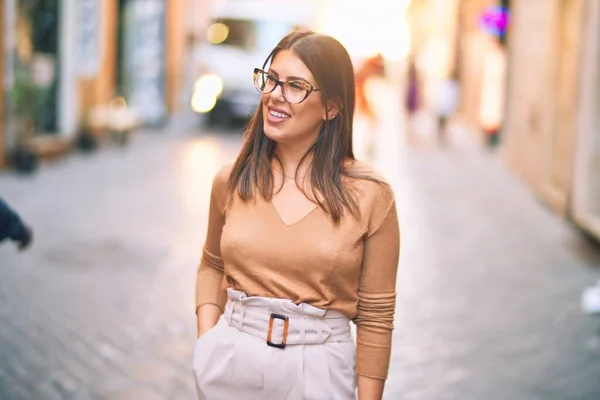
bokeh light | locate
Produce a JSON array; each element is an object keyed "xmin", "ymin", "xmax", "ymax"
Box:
[{"xmin": 207, "ymin": 22, "xmax": 230, "ymax": 44}]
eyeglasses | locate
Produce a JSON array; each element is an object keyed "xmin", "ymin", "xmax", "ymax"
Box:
[{"xmin": 253, "ymin": 68, "xmax": 321, "ymax": 104}]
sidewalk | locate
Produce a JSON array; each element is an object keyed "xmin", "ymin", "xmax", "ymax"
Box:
[
  {"xmin": 0, "ymin": 133, "xmax": 241, "ymax": 400},
  {"xmin": 361, "ymin": 83, "xmax": 600, "ymax": 399}
]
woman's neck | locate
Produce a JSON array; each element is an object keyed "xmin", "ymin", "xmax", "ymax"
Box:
[{"xmin": 273, "ymin": 141, "xmax": 314, "ymax": 179}]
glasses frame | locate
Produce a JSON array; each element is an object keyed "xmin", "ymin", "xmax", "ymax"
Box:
[{"xmin": 253, "ymin": 68, "xmax": 321, "ymax": 104}]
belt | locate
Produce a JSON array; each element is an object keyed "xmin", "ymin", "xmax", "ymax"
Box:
[{"xmin": 223, "ymin": 297, "xmax": 352, "ymax": 349}]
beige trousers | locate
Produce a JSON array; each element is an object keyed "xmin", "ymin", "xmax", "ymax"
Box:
[{"xmin": 193, "ymin": 289, "xmax": 357, "ymax": 400}]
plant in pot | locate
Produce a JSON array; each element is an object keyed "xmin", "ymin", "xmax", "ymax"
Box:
[{"xmin": 9, "ymin": 67, "xmax": 38, "ymax": 173}]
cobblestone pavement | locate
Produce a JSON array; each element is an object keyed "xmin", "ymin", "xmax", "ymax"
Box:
[{"xmin": 1, "ymin": 114, "xmax": 600, "ymax": 399}]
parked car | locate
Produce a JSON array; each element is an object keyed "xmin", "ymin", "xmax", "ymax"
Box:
[{"xmin": 191, "ymin": 0, "xmax": 318, "ymax": 128}]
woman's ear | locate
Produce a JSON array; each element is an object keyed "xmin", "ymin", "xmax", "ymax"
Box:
[{"xmin": 323, "ymin": 99, "xmax": 341, "ymax": 120}]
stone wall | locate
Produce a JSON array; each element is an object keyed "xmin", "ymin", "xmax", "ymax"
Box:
[
  {"xmin": 502, "ymin": 0, "xmax": 585, "ymax": 216},
  {"xmin": 571, "ymin": 0, "xmax": 600, "ymax": 238}
]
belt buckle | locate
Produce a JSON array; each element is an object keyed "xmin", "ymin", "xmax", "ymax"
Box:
[{"xmin": 266, "ymin": 313, "xmax": 289, "ymax": 349}]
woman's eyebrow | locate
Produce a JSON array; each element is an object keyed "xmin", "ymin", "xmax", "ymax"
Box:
[
  {"xmin": 287, "ymin": 76, "xmax": 310, "ymax": 83},
  {"xmin": 268, "ymin": 68, "xmax": 310, "ymax": 83}
]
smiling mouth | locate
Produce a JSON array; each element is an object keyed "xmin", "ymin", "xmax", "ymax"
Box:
[{"xmin": 268, "ymin": 108, "xmax": 291, "ymax": 120}]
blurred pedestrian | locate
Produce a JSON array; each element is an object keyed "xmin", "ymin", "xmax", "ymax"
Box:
[
  {"xmin": 0, "ymin": 198, "xmax": 33, "ymax": 251},
  {"xmin": 432, "ymin": 77, "xmax": 460, "ymax": 145},
  {"xmin": 479, "ymin": 40, "xmax": 507, "ymax": 147},
  {"xmin": 355, "ymin": 53, "xmax": 386, "ymax": 122},
  {"xmin": 405, "ymin": 58, "xmax": 421, "ymax": 144},
  {"xmin": 193, "ymin": 31, "xmax": 400, "ymax": 400},
  {"xmin": 354, "ymin": 53, "xmax": 387, "ymax": 159}
]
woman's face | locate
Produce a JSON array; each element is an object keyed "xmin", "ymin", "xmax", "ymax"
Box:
[{"xmin": 261, "ymin": 50, "xmax": 328, "ymax": 146}]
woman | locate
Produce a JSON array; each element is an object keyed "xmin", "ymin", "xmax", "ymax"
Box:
[{"xmin": 193, "ymin": 30, "xmax": 400, "ymax": 400}]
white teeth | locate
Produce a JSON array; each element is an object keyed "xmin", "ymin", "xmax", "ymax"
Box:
[{"xmin": 269, "ymin": 109, "xmax": 290, "ymax": 119}]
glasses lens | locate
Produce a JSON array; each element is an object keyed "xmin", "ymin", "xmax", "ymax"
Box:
[
  {"xmin": 254, "ymin": 70, "xmax": 275, "ymax": 93},
  {"xmin": 282, "ymin": 82, "xmax": 308, "ymax": 104}
]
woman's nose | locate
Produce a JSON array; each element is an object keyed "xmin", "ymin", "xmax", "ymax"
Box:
[{"xmin": 269, "ymin": 83, "xmax": 286, "ymax": 102}]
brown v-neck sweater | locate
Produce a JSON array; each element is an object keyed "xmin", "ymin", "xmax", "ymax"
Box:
[{"xmin": 195, "ymin": 161, "xmax": 400, "ymax": 379}]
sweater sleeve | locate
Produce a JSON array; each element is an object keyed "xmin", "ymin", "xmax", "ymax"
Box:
[
  {"xmin": 195, "ymin": 166, "xmax": 231, "ymax": 314},
  {"xmin": 354, "ymin": 192, "xmax": 400, "ymax": 379}
]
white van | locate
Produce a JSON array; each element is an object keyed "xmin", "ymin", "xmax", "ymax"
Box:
[{"xmin": 191, "ymin": 0, "xmax": 318, "ymax": 127}]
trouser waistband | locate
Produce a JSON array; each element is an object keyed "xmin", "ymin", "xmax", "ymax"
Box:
[{"xmin": 223, "ymin": 288, "xmax": 352, "ymax": 348}]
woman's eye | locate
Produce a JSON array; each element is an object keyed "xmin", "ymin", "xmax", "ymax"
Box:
[
  {"xmin": 289, "ymin": 82, "xmax": 305, "ymax": 91},
  {"xmin": 266, "ymin": 75, "xmax": 277, "ymax": 83}
]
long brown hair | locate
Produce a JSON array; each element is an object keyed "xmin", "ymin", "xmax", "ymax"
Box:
[{"xmin": 227, "ymin": 30, "xmax": 386, "ymax": 223}]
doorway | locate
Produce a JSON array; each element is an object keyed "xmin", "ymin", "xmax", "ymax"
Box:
[{"xmin": 10, "ymin": 0, "xmax": 61, "ymax": 136}]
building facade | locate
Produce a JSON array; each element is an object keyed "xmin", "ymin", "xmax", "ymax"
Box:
[
  {"xmin": 503, "ymin": 0, "xmax": 583, "ymax": 215},
  {"xmin": 501, "ymin": 0, "xmax": 600, "ymax": 239},
  {"xmin": 2, "ymin": 0, "xmax": 104, "ymax": 167},
  {"xmin": 572, "ymin": 0, "xmax": 600, "ymax": 239},
  {"xmin": 1, "ymin": 0, "xmax": 201, "ymax": 170}
]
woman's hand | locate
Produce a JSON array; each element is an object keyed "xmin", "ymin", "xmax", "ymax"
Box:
[{"xmin": 196, "ymin": 303, "xmax": 222, "ymax": 338}]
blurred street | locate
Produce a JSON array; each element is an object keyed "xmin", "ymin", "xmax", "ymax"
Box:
[
  {"xmin": 3, "ymin": 1, "xmax": 600, "ymax": 399},
  {"xmin": 1, "ymin": 77, "xmax": 600, "ymax": 400}
]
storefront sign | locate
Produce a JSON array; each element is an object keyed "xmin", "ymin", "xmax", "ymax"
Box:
[
  {"xmin": 480, "ymin": 6, "xmax": 510, "ymax": 37},
  {"xmin": 123, "ymin": 0, "xmax": 166, "ymax": 125}
]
